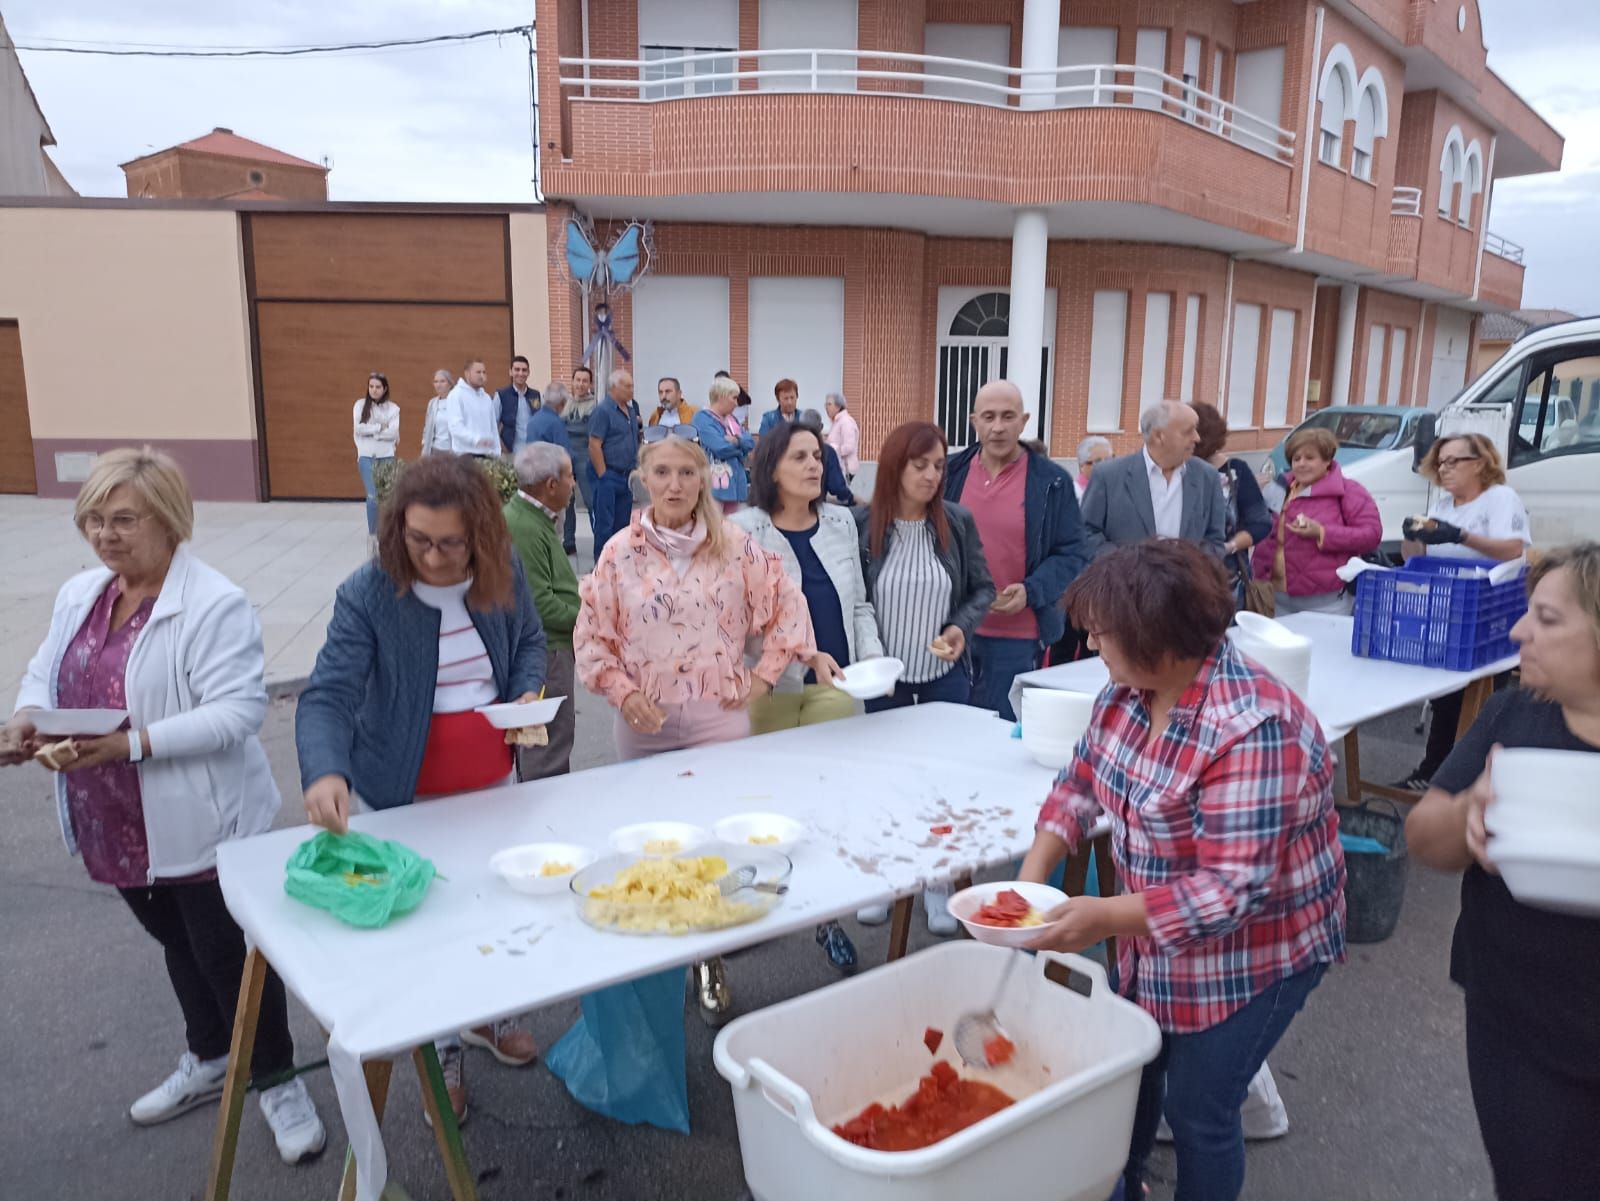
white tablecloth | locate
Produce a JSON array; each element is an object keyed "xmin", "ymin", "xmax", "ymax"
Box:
[
  {"xmin": 217, "ymin": 703, "xmax": 1055, "ymax": 1201},
  {"xmin": 1008, "ymin": 612, "xmax": 1518, "ymax": 745}
]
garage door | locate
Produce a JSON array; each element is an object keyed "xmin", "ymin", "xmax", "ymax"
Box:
[
  {"xmin": 248, "ymin": 213, "xmax": 513, "ymax": 499},
  {"xmin": 1429, "ymin": 307, "xmax": 1473, "ymax": 409},
  {"xmin": 256, "ymin": 302, "xmax": 512, "ymax": 499},
  {"xmin": 0, "ymin": 322, "xmax": 37, "ymax": 494}
]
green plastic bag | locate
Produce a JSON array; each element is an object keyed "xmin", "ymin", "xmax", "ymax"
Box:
[{"xmin": 284, "ymin": 831, "xmax": 436, "ymax": 928}]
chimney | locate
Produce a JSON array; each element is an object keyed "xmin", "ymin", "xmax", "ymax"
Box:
[{"xmin": 213, "ymin": 126, "xmax": 233, "ymax": 135}]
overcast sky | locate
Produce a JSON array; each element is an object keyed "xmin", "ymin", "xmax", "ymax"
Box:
[{"xmin": 9, "ymin": 0, "xmax": 1598, "ymax": 313}]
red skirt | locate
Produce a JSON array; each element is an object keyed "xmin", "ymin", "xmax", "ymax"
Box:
[{"xmin": 414, "ymin": 710, "xmax": 513, "ymax": 799}]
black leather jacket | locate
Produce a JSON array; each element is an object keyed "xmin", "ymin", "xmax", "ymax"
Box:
[{"xmin": 856, "ymin": 501, "xmax": 996, "ymax": 640}]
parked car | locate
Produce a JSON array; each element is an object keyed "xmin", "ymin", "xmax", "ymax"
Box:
[{"xmin": 1264, "ymin": 405, "xmax": 1434, "ymax": 477}]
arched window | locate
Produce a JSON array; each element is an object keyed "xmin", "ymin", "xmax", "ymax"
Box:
[
  {"xmin": 1459, "ymin": 143, "xmax": 1484, "ymax": 226},
  {"xmin": 1318, "ymin": 67, "xmax": 1350, "ymax": 167},
  {"xmin": 1352, "ymin": 88, "xmax": 1379, "ymax": 181},
  {"xmin": 1439, "ymin": 127, "xmax": 1465, "ymax": 217},
  {"xmin": 948, "ymin": 291, "xmax": 1010, "ymax": 337}
]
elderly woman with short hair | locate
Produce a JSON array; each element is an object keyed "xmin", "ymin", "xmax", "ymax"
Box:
[
  {"xmin": 824, "ymin": 392, "xmax": 860, "ymax": 479},
  {"xmin": 296, "ymin": 453, "xmax": 547, "ymax": 1121},
  {"xmin": 0, "ymin": 448, "xmax": 325, "ymax": 1162},
  {"xmin": 421, "ymin": 368, "xmax": 454, "ymax": 456},
  {"xmin": 1019, "ymin": 539, "xmax": 1344, "ymax": 1201},
  {"xmin": 506, "ymin": 441, "xmax": 580, "ymax": 778},
  {"xmin": 1074, "ymin": 434, "xmax": 1113, "ymax": 501},
  {"xmin": 692, "ymin": 375, "xmax": 756, "ymax": 514}
]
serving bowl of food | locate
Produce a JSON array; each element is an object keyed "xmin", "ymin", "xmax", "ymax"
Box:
[
  {"xmin": 947, "ymin": 881, "xmax": 1069, "ymax": 947},
  {"xmin": 489, "ymin": 842, "xmax": 598, "ymax": 896},
  {"xmin": 609, "ymin": 820, "xmax": 712, "ymax": 857},
  {"xmin": 713, "ymin": 812, "xmax": 807, "ymax": 854},
  {"xmin": 572, "ymin": 841, "xmax": 792, "ymax": 935}
]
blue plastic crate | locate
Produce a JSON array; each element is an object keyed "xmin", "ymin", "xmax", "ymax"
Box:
[{"xmin": 1351, "ymin": 556, "xmax": 1526, "ymax": 671}]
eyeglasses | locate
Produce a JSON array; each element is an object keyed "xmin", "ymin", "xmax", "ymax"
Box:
[
  {"xmin": 83, "ymin": 512, "xmax": 148, "ymax": 535},
  {"xmin": 1436, "ymin": 455, "xmax": 1480, "ymax": 471},
  {"xmin": 404, "ymin": 528, "xmax": 470, "ymax": 556},
  {"xmin": 642, "ymin": 425, "xmax": 701, "ymax": 445}
]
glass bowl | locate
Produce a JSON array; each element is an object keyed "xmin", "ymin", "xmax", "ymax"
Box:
[{"xmin": 570, "ymin": 841, "xmax": 792, "ymax": 936}]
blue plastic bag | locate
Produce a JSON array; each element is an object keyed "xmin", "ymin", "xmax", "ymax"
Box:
[{"xmin": 546, "ymin": 968, "xmax": 691, "ymax": 1133}]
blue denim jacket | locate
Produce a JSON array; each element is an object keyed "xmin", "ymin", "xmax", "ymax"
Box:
[
  {"xmin": 295, "ymin": 559, "xmax": 546, "ymax": 809},
  {"xmin": 944, "ymin": 446, "xmax": 1087, "ymax": 646}
]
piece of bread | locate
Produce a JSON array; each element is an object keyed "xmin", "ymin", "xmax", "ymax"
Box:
[
  {"xmin": 34, "ymin": 739, "xmax": 79, "ymax": 772},
  {"xmin": 505, "ymin": 725, "xmax": 549, "ymax": 748}
]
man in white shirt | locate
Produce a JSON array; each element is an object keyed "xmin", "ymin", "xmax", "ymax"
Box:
[
  {"xmin": 446, "ymin": 359, "xmax": 501, "ymax": 456},
  {"xmin": 1081, "ymin": 400, "xmax": 1226, "ymax": 557}
]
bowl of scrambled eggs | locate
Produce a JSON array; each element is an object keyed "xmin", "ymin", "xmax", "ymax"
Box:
[
  {"xmin": 572, "ymin": 842, "xmax": 793, "ymax": 935},
  {"xmin": 490, "ymin": 842, "xmax": 598, "ymax": 896}
]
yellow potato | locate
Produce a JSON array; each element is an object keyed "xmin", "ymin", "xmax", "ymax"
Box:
[
  {"xmin": 584, "ymin": 855, "xmax": 763, "ymax": 933},
  {"xmin": 538, "ymin": 860, "xmax": 575, "ymax": 878},
  {"xmin": 748, "ymin": 834, "xmax": 780, "ymax": 846},
  {"xmin": 642, "ymin": 838, "xmax": 682, "ymax": 855}
]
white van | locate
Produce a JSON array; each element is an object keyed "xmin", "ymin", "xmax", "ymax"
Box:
[{"xmin": 1340, "ymin": 315, "xmax": 1600, "ymax": 549}]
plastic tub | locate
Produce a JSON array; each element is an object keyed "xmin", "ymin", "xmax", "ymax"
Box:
[{"xmin": 713, "ymin": 942, "xmax": 1160, "ymax": 1201}]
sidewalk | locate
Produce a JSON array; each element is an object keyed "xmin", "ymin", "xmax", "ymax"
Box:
[{"xmin": 4, "ymin": 496, "xmax": 371, "ymax": 696}]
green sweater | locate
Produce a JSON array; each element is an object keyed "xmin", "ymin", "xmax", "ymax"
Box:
[{"xmin": 503, "ymin": 496, "xmax": 579, "ymax": 650}]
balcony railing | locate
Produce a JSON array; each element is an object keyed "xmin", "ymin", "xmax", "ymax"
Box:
[
  {"xmin": 1391, "ymin": 186, "xmax": 1422, "ymax": 217},
  {"xmin": 558, "ymin": 49, "xmax": 1297, "ymax": 162},
  {"xmin": 1485, "ymin": 231, "xmax": 1525, "ymax": 264}
]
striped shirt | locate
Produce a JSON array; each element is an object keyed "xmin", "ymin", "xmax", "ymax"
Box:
[
  {"xmin": 411, "ymin": 579, "xmax": 499, "ymax": 713},
  {"xmin": 876, "ymin": 519, "xmax": 953, "ymax": 684}
]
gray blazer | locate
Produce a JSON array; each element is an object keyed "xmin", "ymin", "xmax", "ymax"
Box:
[{"xmin": 1080, "ymin": 450, "xmax": 1228, "ymax": 558}]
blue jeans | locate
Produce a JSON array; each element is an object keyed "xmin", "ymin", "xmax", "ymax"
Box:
[
  {"xmin": 565, "ymin": 453, "xmax": 595, "ymax": 552},
  {"xmin": 591, "ymin": 468, "xmax": 634, "ymax": 551},
  {"xmin": 1119, "ymin": 963, "xmax": 1327, "ymax": 1201},
  {"xmin": 970, "ymin": 634, "xmax": 1042, "ymax": 722},
  {"xmin": 356, "ymin": 456, "xmax": 379, "ymax": 534},
  {"xmin": 865, "ymin": 660, "xmax": 972, "ymax": 712}
]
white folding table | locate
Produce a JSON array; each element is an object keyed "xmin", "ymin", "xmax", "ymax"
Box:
[
  {"xmin": 206, "ymin": 703, "xmax": 1058, "ymax": 1201},
  {"xmin": 1009, "ymin": 611, "xmax": 1518, "ymax": 802}
]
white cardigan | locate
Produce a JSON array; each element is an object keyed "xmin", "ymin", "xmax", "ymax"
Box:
[
  {"xmin": 731, "ymin": 504, "xmax": 884, "ymax": 692},
  {"xmin": 15, "ymin": 546, "xmax": 280, "ymax": 880},
  {"xmin": 353, "ymin": 398, "xmax": 400, "ymax": 459}
]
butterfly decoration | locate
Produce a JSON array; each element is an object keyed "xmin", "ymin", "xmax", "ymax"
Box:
[{"xmin": 564, "ymin": 216, "xmax": 652, "ymax": 294}]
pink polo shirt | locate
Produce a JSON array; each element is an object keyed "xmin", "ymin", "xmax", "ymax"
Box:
[{"xmin": 961, "ymin": 453, "xmax": 1037, "ymax": 639}]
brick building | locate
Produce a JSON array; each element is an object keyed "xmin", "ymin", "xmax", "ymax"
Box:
[
  {"xmin": 121, "ymin": 127, "xmax": 329, "ymax": 201},
  {"xmin": 536, "ymin": 0, "xmax": 1562, "ymax": 459}
]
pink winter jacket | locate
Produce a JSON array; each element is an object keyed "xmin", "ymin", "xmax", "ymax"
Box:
[
  {"xmin": 1251, "ymin": 462, "xmax": 1382, "ymax": 597},
  {"xmin": 575, "ymin": 513, "xmax": 817, "ymax": 708}
]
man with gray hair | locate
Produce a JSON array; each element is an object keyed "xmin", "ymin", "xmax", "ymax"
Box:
[
  {"xmin": 504, "ymin": 441, "xmax": 580, "ymax": 778},
  {"xmin": 586, "ymin": 368, "xmax": 642, "ymax": 550},
  {"xmin": 1079, "ymin": 400, "xmax": 1226, "ymax": 558},
  {"xmin": 824, "ymin": 392, "xmax": 859, "ymax": 478}
]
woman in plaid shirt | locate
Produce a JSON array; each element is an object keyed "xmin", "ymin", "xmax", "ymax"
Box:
[{"xmin": 1019, "ymin": 539, "xmax": 1345, "ymax": 1201}]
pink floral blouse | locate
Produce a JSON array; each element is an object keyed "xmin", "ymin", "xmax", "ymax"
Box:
[
  {"xmin": 576, "ymin": 514, "xmax": 817, "ymax": 708},
  {"xmin": 56, "ymin": 580, "xmax": 155, "ymax": 888}
]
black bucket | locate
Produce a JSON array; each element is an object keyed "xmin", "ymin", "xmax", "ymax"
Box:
[{"xmin": 1339, "ymin": 800, "xmax": 1409, "ymax": 944}]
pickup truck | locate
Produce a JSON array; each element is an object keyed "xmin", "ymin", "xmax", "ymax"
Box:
[{"xmin": 1294, "ymin": 316, "xmax": 1600, "ymax": 552}]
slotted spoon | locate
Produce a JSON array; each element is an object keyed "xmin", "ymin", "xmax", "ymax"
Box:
[{"xmin": 953, "ymin": 948, "xmax": 1024, "ymax": 1069}]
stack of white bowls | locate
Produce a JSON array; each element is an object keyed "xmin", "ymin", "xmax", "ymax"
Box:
[
  {"xmin": 1487, "ymin": 748, "xmax": 1600, "ymax": 915},
  {"xmin": 1229, "ymin": 612, "xmax": 1313, "ymax": 700},
  {"xmin": 1019, "ymin": 688, "xmax": 1095, "ymax": 770}
]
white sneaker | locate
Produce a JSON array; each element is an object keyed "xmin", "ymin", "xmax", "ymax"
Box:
[
  {"xmin": 259, "ymin": 1076, "xmax": 326, "ymax": 1164},
  {"xmin": 856, "ymin": 905, "xmax": 891, "ymax": 925},
  {"xmin": 924, "ymin": 886, "xmax": 958, "ymax": 936},
  {"xmin": 129, "ymin": 1051, "xmax": 228, "ymax": 1125}
]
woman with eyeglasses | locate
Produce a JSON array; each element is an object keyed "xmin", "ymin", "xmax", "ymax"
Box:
[
  {"xmin": 296, "ymin": 454, "xmax": 547, "ymax": 1123},
  {"xmin": 353, "ymin": 372, "xmax": 400, "ymax": 537},
  {"xmin": 1393, "ymin": 433, "xmax": 1532, "ymax": 792},
  {"xmin": 0, "ymin": 448, "xmax": 327, "ymax": 1163},
  {"xmin": 692, "ymin": 376, "xmax": 756, "ymax": 514},
  {"xmin": 575, "ymin": 432, "xmax": 820, "ymax": 1017}
]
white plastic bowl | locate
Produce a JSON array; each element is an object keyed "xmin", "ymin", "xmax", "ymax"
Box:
[
  {"xmin": 609, "ymin": 820, "xmax": 712, "ymax": 857},
  {"xmin": 833, "ymin": 657, "xmax": 904, "ymax": 700},
  {"xmin": 947, "ymin": 880, "xmax": 1070, "ymax": 947},
  {"xmin": 476, "ymin": 697, "xmax": 566, "ymax": 729},
  {"xmin": 1490, "ymin": 844, "xmax": 1600, "ymax": 916},
  {"xmin": 1489, "ymin": 748, "xmax": 1600, "ymax": 840},
  {"xmin": 489, "ymin": 842, "xmax": 597, "ymax": 896},
  {"xmin": 1020, "ymin": 688, "xmax": 1093, "ymax": 769},
  {"xmin": 713, "ymin": 812, "xmax": 807, "ymax": 854},
  {"xmin": 1020, "ymin": 734, "xmax": 1078, "ymax": 771},
  {"xmin": 28, "ymin": 708, "xmax": 128, "ymax": 737}
]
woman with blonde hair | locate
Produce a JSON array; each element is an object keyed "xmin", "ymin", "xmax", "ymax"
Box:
[
  {"xmin": 1406, "ymin": 543, "xmax": 1600, "ymax": 1200},
  {"xmin": 0, "ymin": 448, "xmax": 325, "ymax": 1162},
  {"xmin": 692, "ymin": 375, "xmax": 755, "ymax": 514},
  {"xmin": 575, "ymin": 430, "xmax": 821, "ymax": 1016},
  {"xmin": 1394, "ymin": 432, "xmax": 1532, "ymax": 791}
]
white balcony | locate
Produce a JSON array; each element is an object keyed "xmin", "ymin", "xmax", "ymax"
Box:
[
  {"xmin": 558, "ymin": 49, "xmax": 1297, "ymax": 162},
  {"xmin": 1485, "ymin": 231, "xmax": 1525, "ymax": 264}
]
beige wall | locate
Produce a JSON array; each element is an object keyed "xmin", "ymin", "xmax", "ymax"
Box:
[
  {"xmin": 0, "ymin": 207, "xmax": 256, "ymax": 439},
  {"xmin": 508, "ymin": 210, "xmax": 552, "ymax": 387}
]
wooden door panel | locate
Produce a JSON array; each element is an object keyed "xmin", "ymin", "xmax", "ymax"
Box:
[
  {"xmin": 248, "ymin": 214, "xmax": 508, "ymax": 303},
  {"xmin": 0, "ymin": 323, "xmax": 37, "ymax": 494},
  {"xmin": 257, "ymin": 302, "xmax": 512, "ymax": 499}
]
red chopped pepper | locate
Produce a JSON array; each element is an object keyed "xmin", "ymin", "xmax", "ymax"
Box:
[
  {"xmin": 929, "ymin": 824, "xmax": 954, "ymax": 835},
  {"xmin": 923, "ymin": 1026, "xmax": 944, "ymax": 1055},
  {"xmin": 972, "ymin": 888, "xmax": 1035, "ymax": 928},
  {"xmin": 983, "ymin": 1034, "xmax": 1016, "ymax": 1066}
]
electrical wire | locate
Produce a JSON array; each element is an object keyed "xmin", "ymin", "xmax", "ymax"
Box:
[{"xmin": 11, "ymin": 26, "xmax": 533, "ymax": 59}]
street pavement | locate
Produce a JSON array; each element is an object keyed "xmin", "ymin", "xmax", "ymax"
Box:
[{"xmin": 0, "ymin": 495, "xmax": 1496, "ymax": 1200}]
